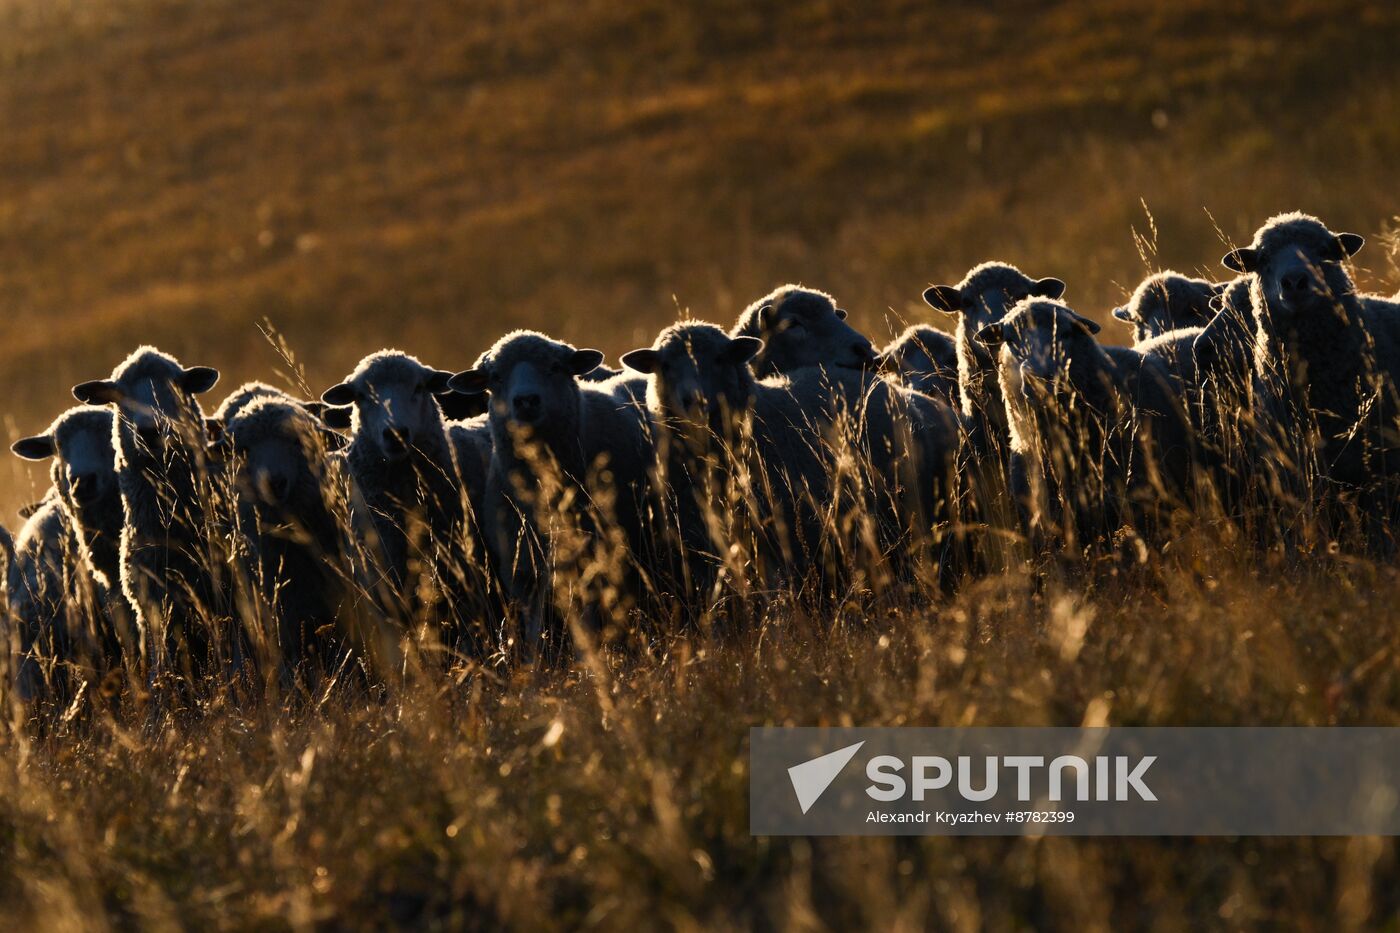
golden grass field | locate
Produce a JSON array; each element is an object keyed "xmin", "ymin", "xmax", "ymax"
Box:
[{"xmin": 4, "ymin": 0, "xmax": 1400, "ymax": 928}]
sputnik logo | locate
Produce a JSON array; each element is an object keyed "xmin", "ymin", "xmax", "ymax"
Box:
[{"xmin": 787, "ymin": 741, "xmax": 865, "ymax": 814}]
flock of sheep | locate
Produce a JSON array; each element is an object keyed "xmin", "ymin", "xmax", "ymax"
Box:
[{"xmin": 5, "ymin": 211, "xmax": 1400, "ymax": 706}]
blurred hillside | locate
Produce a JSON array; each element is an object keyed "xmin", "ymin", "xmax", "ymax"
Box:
[{"xmin": 1, "ymin": 0, "xmax": 1399, "ymax": 509}]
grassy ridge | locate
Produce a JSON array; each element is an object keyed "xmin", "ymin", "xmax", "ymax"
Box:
[{"xmin": 2, "ymin": 0, "xmax": 1400, "ymax": 510}]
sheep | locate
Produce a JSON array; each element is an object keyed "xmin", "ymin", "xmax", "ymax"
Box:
[
  {"xmin": 619, "ymin": 322, "xmax": 831, "ymax": 594},
  {"xmin": 207, "ymin": 381, "xmax": 346, "ymax": 447},
  {"xmin": 320, "ymin": 351, "xmax": 488, "ymax": 644},
  {"xmin": 217, "ymin": 396, "xmax": 357, "ymax": 681},
  {"xmin": 625, "ymin": 321, "xmax": 960, "ymax": 590},
  {"xmin": 71, "ymin": 346, "xmax": 226, "ymax": 682},
  {"xmin": 5, "ymin": 405, "xmax": 137, "ymax": 708},
  {"xmin": 922, "ymin": 262, "xmax": 1067, "ymax": 434},
  {"xmin": 729, "ymin": 284, "xmax": 878, "ymax": 377},
  {"xmin": 1221, "ymin": 212, "xmax": 1400, "ymax": 540},
  {"xmin": 437, "ymin": 360, "xmax": 626, "ymax": 422},
  {"xmin": 878, "ymin": 324, "xmax": 960, "ymax": 404},
  {"xmin": 1111, "ymin": 272, "xmax": 1221, "ymax": 345},
  {"xmin": 448, "ymin": 331, "xmax": 656, "ymax": 653},
  {"xmin": 5, "ymin": 496, "xmax": 78, "ymax": 705},
  {"xmin": 12, "ymin": 407, "xmax": 126, "ymax": 598},
  {"xmin": 977, "ymin": 299, "xmax": 1191, "ymax": 550}
]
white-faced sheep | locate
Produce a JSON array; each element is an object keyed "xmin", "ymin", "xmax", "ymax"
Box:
[
  {"xmin": 977, "ymin": 299, "xmax": 1191, "ymax": 550},
  {"xmin": 217, "ymin": 396, "xmax": 357, "ymax": 680},
  {"xmin": 878, "ymin": 324, "xmax": 960, "ymax": 404},
  {"xmin": 1111, "ymin": 272, "xmax": 1221, "ymax": 345},
  {"xmin": 72, "ymin": 346, "xmax": 225, "ymax": 680},
  {"xmin": 320, "ymin": 351, "xmax": 487, "ymax": 643},
  {"xmin": 1222, "ymin": 213, "xmax": 1400, "ymax": 538},
  {"xmin": 448, "ymin": 331, "xmax": 656, "ymax": 652}
]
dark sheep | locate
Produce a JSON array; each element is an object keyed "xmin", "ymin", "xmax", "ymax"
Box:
[
  {"xmin": 730, "ymin": 284, "xmax": 878, "ymax": 377},
  {"xmin": 320, "ymin": 351, "xmax": 484, "ymax": 642},
  {"xmin": 878, "ymin": 324, "xmax": 960, "ymax": 405},
  {"xmin": 1221, "ymin": 213, "xmax": 1400, "ymax": 533},
  {"xmin": 217, "ymin": 396, "xmax": 356, "ymax": 680},
  {"xmin": 1112, "ymin": 272, "xmax": 1221, "ymax": 345},
  {"xmin": 448, "ymin": 331, "xmax": 656, "ymax": 652}
]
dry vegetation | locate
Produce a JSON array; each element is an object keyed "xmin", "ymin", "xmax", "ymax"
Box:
[{"xmin": 3, "ymin": 0, "xmax": 1400, "ymax": 929}]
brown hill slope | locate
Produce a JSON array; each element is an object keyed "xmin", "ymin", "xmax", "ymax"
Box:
[{"xmin": 1, "ymin": 0, "xmax": 1399, "ymax": 507}]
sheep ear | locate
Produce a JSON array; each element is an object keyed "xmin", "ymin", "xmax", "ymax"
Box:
[
  {"xmin": 975, "ymin": 323, "xmax": 1005, "ymax": 348},
  {"xmin": 300, "ymin": 400, "xmax": 327, "ymax": 420},
  {"xmin": 181, "ymin": 366, "xmax": 220, "ymax": 394},
  {"xmin": 17, "ymin": 500, "xmax": 42, "ymax": 519},
  {"xmin": 1222, "ymin": 247, "xmax": 1257, "ymax": 273},
  {"xmin": 1072, "ymin": 313, "xmax": 1102, "ymax": 336},
  {"xmin": 1031, "ymin": 277, "xmax": 1066, "ymax": 299},
  {"xmin": 426, "ymin": 369, "xmax": 455, "ymax": 394},
  {"xmin": 447, "ymin": 369, "xmax": 490, "ymax": 395},
  {"xmin": 1111, "ymin": 306, "xmax": 1133, "ymax": 323},
  {"xmin": 568, "ymin": 349, "xmax": 606, "ymax": 376},
  {"xmin": 73, "ymin": 379, "xmax": 124, "ymax": 405},
  {"xmin": 834, "ymin": 307, "xmax": 848, "ymax": 320},
  {"xmin": 726, "ymin": 336, "xmax": 764, "ymax": 362},
  {"xmin": 204, "ymin": 418, "xmax": 225, "ymax": 444},
  {"xmin": 922, "ymin": 285, "xmax": 963, "ymax": 314},
  {"xmin": 757, "ymin": 304, "xmax": 777, "ymax": 331},
  {"xmin": 321, "ymin": 382, "xmax": 357, "ymax": 406},
  {"xmin": 317, "ymin": 405, "xmax": 354, "ymax": 430},
  {"xmin": 620, "ymin": 349, "xmax": 659, "ymax": 374},
  {"xmin": 1337, "ymin": 233, "xmax": 1364, "ymax": 257},
  {"xmin": 11, "ymin": 435, "xmax": 55, "ymax": 461}
]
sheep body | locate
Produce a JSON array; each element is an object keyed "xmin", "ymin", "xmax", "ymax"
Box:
[
  {"xmin": 320, "ymin": 350, "xmax": 483, "ymax": 640},
  {"xmin": 220, "ymin": 396, "xmax": 356, "ymax": 677},
  {"xmin": 879, "ymin": 324, "xmax": 960, "ymax": 404},
  {"xmin": 982, "ymin": 299, "xmax": 1189, "ymax": 548},
  {"xmin": 1223, "ymin": 214, "xmax": 1400, "ymax": 519},
  {"xmin": 450, "ymin": 331, "xmax": 656, "ymax": 650}
]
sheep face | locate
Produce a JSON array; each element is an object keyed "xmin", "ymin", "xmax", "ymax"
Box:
[
  {"xmin": 977, "ymin": 300, "xmax": 1103, "ymax": 395},
  {"xmin": 72, "ymin": 347, "xmax": 218, "ymax": 449},
  {"xmin": 1112, "ymin": 273, "xmax": 1221, "ymax": 343},
  {"xmin": 12, "ymin": 408, "xmax": 117, "ymax": 511},
  {"xmin": 1223, "ymin": 214, "xmax": 1364, "ymax": 325},
  {"xmin": 924, "ymin": 262, "xmax": 1066, "ymax": 331},
  {"xmin": 448, "ymin": 332, "xmax": 603, "ymax": 441},
  {"xmin": 736, "ymin": 286, "xmax": 875, "ymax": 376},
  {"xmin": 222, "ymin": 401, "xmax": 326, "ymax": 510},
  {"xmin": 322, "ymin": 353, "xmax": 454, "ymax": 463},
  {"xmin": 622, "ymin": 323, "xmax": 760, "ymax": 437}
]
